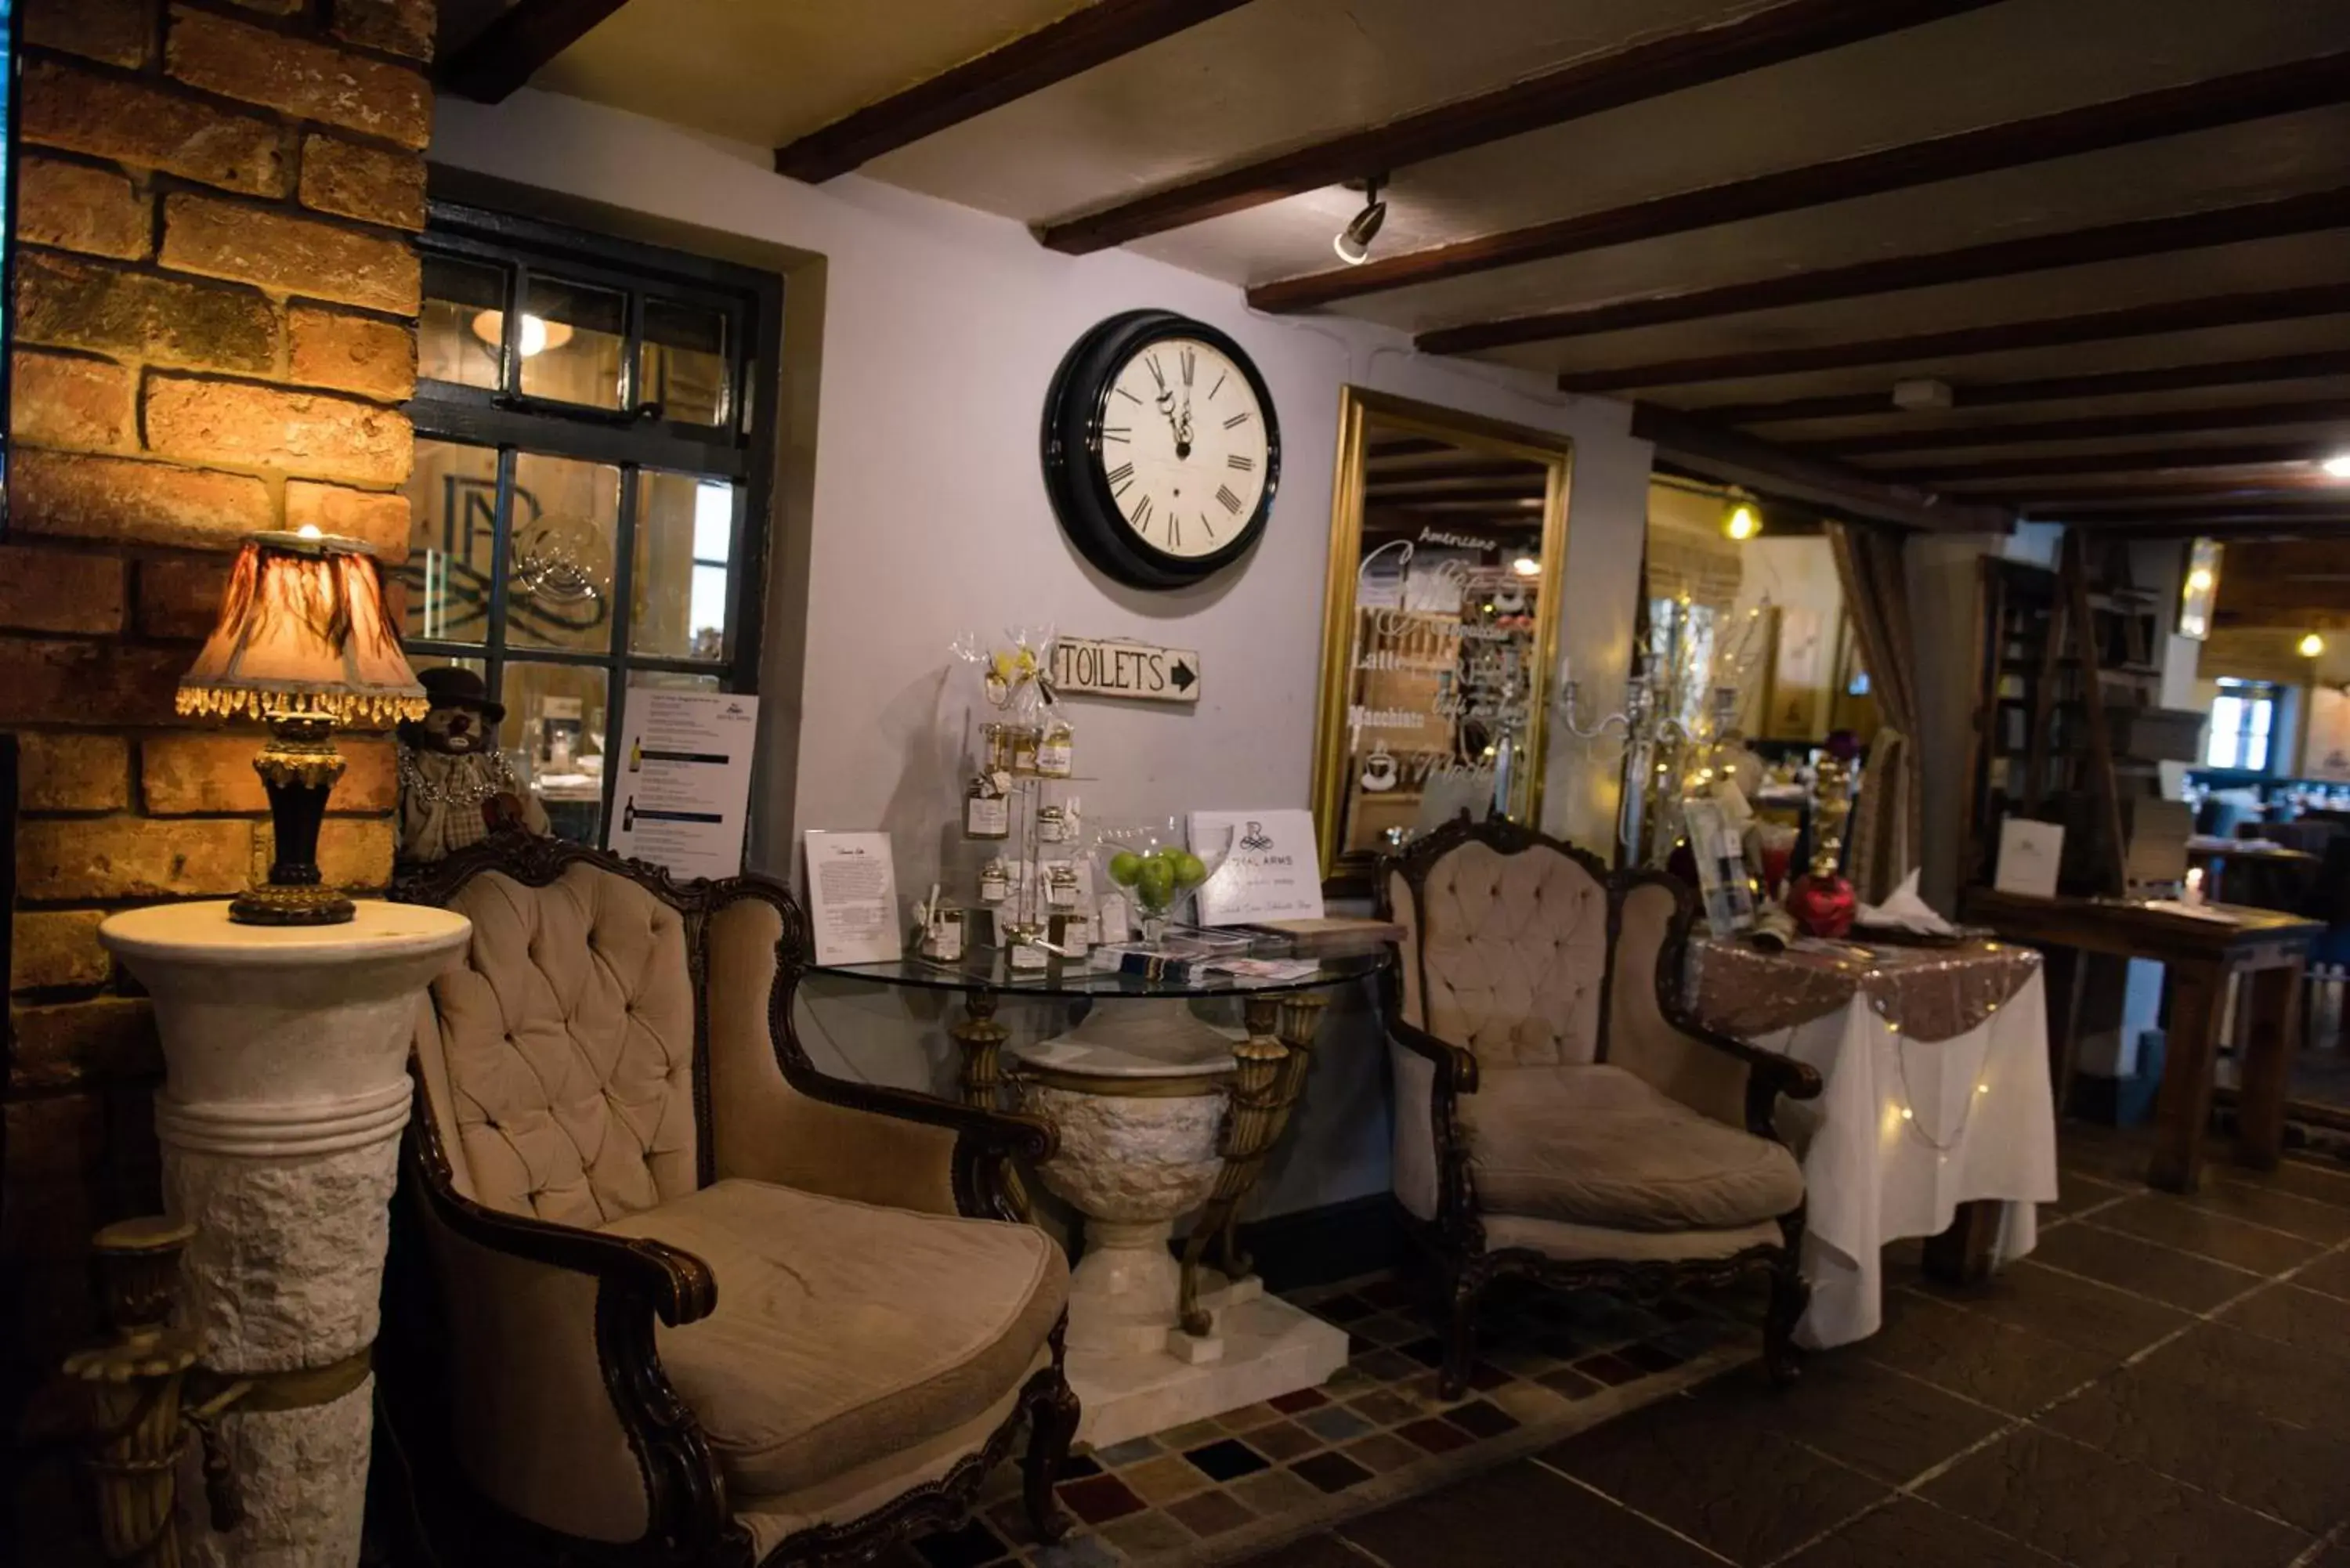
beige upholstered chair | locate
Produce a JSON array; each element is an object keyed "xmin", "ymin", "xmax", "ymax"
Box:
[
  {"xmin": 1379, "ymin": 819, "xmax": 1821, "ymax": 1396},
  {"xmin": 389, "ymin": 838, "xmax": 1078, "ymax": 1567}
]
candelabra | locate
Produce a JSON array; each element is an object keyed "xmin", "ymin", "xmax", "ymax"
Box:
[
  {"xmin": 1555, "ymin": 657, "xmax": 1697, "ymax": 866},
  {"xmin": 1556, "ymin": 602, "xmax": 1774, "ymax": 865}
]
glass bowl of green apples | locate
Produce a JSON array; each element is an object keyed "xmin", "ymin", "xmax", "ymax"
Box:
[{"xmin": 1092, "ymin": 818, "xmax": 1232, "ymax": 941}]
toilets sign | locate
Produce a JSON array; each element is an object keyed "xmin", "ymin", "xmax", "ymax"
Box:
[{"xmin": 1050, "ymin": 637, "xmax": 1202, "ymax": 704}]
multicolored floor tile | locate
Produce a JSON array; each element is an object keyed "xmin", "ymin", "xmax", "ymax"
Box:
[{"xmin": 884, "ymin": 1271, "xmax": 1762, "ymax": 1568}]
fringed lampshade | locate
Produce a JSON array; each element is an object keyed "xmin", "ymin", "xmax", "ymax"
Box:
[{"xmin": 178, "ymin": 530, "xmax": 428, "ymax": 925}]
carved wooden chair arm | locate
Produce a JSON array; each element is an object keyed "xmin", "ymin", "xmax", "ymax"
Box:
[
  {"xmin": 401, "ymin": 1128, "xmax": 737, "ymax": 1560},
  {"xmin": 407, "ymin": 1136, "xmax": 718, "ymax": 1326},
  {"xmin": 1656, "ymin": 1010, "xmax": 1823, "ymax": 1141},
  {"xmin": 1386, "ymin": 1013, "xmax": 1481, "ymax": 1097},
  {"xmin": 1665, "ymin": 1011, "xmax": 1823, "ymax": 1100},
  {"xmin": 784, "ymin": 1068, "xmax": 1058, "ymax": 1165}
]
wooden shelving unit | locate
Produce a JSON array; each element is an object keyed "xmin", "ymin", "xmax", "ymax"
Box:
[{"xmin": 1962, "ymin": 533, "xmax": 2191, "ymax": 897}]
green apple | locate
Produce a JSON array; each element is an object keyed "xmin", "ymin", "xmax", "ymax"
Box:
[{"xmin": 1108, "ymin": 851, "xmax": 1142, "ymax": 887}]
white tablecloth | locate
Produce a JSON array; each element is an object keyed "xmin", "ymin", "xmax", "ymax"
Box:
[{"xmin": 1753, "ymin": 968, "xmax": 2059, "ymax": 1347}]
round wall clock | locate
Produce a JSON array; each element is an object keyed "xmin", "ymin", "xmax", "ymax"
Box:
[{"xmin": 1042, "ymin": 309, "xmax": 1281, "ymax": 590}]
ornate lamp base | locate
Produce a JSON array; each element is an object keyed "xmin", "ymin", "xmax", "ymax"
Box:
[{"xmin": 233, "ymin": 713, "xmax": 352, "ymax": 926}]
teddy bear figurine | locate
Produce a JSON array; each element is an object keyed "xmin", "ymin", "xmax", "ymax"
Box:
[{"xmin": 396, "ymin": 667, "xmax": 549, "ymax": 862}]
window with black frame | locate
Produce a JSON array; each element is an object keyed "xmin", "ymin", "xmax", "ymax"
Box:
[
  {"xmin": 402, "ymin": 202, "xmax": 781, "ymax": 846},
  {"xmin": 2206, "ymin": 677, "xmax": 2283, "ymax": 773}
]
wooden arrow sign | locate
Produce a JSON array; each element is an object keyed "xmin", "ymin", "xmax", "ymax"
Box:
[{"xmin": 1050, "ymin": 637, "xmax": 1202, "ymax": 704}]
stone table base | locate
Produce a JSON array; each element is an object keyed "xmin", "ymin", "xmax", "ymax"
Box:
[{"xmin": 1069, "ymin": 1285, "xmax": 1348, "ymax": 1450}]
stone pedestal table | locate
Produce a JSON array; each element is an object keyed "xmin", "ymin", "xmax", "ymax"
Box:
[
  {"xmin": 800, "ymin": 948, "xmax": 1386, "ymax": 1450},
  {"xmin": 99, "ymin": 900, "xmax": 472, "ymax": 1568}
]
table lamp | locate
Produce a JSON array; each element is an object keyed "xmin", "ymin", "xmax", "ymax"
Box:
[{"xmin": 175, "ymin": 528, "xmax": 428, "ymax": 924}]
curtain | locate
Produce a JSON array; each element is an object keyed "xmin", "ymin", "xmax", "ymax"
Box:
[{"xmin": 1831, "ymin": 522, "xmax": 1924, "ymax": 902}]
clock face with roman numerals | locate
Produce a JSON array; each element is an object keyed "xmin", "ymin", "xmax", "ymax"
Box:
[
  {"xmin": 1042, "ymin": 310, "xmax": 1282, "ymax": 590},
  {"xmin": 1099, "ymin": 336, "xmax": 1270, "ymax": 560}
]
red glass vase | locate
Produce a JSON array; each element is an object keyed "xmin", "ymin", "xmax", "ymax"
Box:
[{"xmin": 1785, "ymin": 873, "xmax": 1857, "ymax": 940}]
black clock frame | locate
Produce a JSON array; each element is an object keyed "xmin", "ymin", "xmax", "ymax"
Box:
[{"xmin": 1041, "ymin": 309, "xmax": 1282, "ymax": 590}]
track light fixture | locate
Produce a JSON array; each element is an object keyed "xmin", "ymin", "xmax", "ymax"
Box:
[{"xmin": 1333, "ymin": 175, "xmax": 1388, "ymax": 266}]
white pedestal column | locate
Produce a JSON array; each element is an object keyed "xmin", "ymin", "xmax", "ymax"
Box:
[{"xmin": 99, "ymin": 900, "xmax": 472, "ymax": 1568}]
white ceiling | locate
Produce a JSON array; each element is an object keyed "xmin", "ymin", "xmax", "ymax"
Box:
[{"xmin": 456, "ymin": 0, "xmax": 2350, "ymax": 526}]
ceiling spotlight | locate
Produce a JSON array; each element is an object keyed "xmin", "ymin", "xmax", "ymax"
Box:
[
  {"xmin": 1511, "ymin": 555, "xmax": 1541, "ymax": 576},
  {"xmin": 2323, "ymin": 452, "xmax": 2350, "ymax": 479},
  {"xmin": 1332, "ymin": 175, "xmax": 1388, "ymax": 266},
  {"xmin": 1723, "ymin": 500, "xmax": 1761, "ymax": 540},
  {"xmin": 2301, "ymin": 631, "xmax": 2326, "ymax": 659}
]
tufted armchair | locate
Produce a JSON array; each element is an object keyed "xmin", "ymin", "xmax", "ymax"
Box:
[
  {"xmin": 1379, "ymin": 818, "xmax": 1821, "ymax": 1396},
  {"xmin": 388, "ymin": 836, "xmax": 1079, "ymax": 1568}
]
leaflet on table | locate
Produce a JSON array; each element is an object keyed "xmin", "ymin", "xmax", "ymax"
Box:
[
  {"xmin": 801, "ymin": 831, "xmax": 903, "ymax": 966},
  {"xmin": 1189, "ymin": 809, "xmax": 1325, "ymax": 925},
  {"xmin": 606, "ymin": 692, "xmax": 760, "ymax": 880},
  {"xmin": 1097, "ymin": 947, "xmax": 1321, "ymax": 984}
]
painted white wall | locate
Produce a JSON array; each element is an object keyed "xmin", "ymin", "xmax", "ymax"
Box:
[{"xmin": 430, "ymin": 89, "xmax": 1654, "ymax": 1217}]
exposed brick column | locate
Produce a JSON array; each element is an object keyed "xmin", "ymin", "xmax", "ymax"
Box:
[{"xmin": 2, "ymin": 0, "xmax": 434, "ymax": 1554}]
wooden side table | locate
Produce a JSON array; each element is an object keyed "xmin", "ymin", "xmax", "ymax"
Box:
[{"xmin": 1960, "ymin": 889, "xmax": 2321, "ymax": 1192}]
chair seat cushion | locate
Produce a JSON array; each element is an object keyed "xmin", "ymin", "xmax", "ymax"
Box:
[
  {"xmin": 1462, "ymin": 1064, "xmax": 1802, "ymax": 1231},
  {"xmin": 598, "ymin": 1179, "xmax": 1067, "ymax": 1500}
]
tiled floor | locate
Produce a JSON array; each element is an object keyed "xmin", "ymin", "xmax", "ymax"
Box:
[
  {"xmin": 1235, "ymin": 1124, "xmax": 2350, "ymax": 1568},
  {"xmin": 888, "ymin": 1274, "xmax": 1762, "ymax": 1567}
]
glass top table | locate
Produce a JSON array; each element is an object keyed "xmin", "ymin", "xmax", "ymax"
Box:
[{"xmin": 804, "ymin": 948, "xmax": 1390, "ymax": 999}]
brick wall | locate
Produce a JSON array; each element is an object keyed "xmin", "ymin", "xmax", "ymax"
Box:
[{"xmin": 2, "ymin": 0, "xmax": 433, "ymax": 1553}]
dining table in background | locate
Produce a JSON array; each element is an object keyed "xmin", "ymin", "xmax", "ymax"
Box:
[
  {"xmin": 1687, "ymin": 934, "xmax": 2058, "ymax": 1349},
  {"xmin": 1961, "ymin": 888, "xmax": 2322, "ymax": 1193}
]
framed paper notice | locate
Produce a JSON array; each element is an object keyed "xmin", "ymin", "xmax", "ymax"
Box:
[
  {"xmin": 606, "ymin": 691, "xmax": 759, "ymax": 880},
  {"xmin": 1994, "ymin": 818, "xmax": 2064, "ymax": 900},
  {"xmin": 1190, "ymin": 810, "xmax": 1325, "ymax": 926},
  {"xmin": 802, "ymin": 831, "xmax": 903, "ymax": 966}
]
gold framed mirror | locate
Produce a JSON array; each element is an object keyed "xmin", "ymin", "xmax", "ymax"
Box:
[{"xmin": 1310, "ymin": 388, "xmax": 1574, "ymax": 887}]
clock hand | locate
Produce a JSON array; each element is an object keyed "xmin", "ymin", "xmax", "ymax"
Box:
[{"xmin": 1155, "ymin": 385, "xmax": 1192, "ymax": 459}]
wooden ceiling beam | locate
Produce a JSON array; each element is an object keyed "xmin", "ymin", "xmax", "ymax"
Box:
[
  {"xmin": 1631, "ymin": 402, "xmax": 2011, "ymax": 533},
  {"xmin": 1249, "ymin": 52, "xmax": 2350, "ymax": 315},
  {"xmin": 2070, "ymin": 515, "xmax": 2350, "ymax": 537},
  {"xmin": 1365, "ymin": 479, "xmax": 1550, "ymax": 500},
  {"xmin": 1367, "ymin": 435, "xmax": 1455, "ymax": 458},
  {"xmin": 1034, "ymin": 0, "xmax": 2001, "ymax": 254},
  {"xmin": 772, "ymin": 0, "xmax": 1256, "ymax": 182},
  {"xmin": 2212, "ymin": 542, "xmax": 2350, "ymax": 612},
  {"xmin": 1911, "ymin": 439, "xmax": 2334, "ymax": 485},
  {"xmin": 2085, "ymin": 522, "xmax": 2350, "ymax": 540},
  {"xmin": 1361, "ymin": 457, "xmax": 1538, "ymax": 483},
  {"xmin": 1694, "ymin": 348, "xmax": 2350, "ymax": 425},
  {"xmin": 1420, "ymin": 186, "xmax": 2350, "ymax": 355},
  {"xmin": 2015, "ymin": 483, "xmax": 2347, "ymax": 509},
  {"xmin": 440, "ymin": 0, "xmax": 634, "ymax": 103},
  {"xmin": 1555, "ymin": 283, "xmax": 2350, "ymax": 394},
  {"xmin": 1810, "ymin": 397, "xmax": 2350, "ymax": 459}
]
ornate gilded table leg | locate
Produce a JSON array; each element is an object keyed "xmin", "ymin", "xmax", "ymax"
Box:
[
  {"xmin": 1177, "ymin": 991, "xmax": 1330, "ymax": 1336},
  {"xmin": 67, "ymin": 1219, "xmax": 203, "ymax": 1568},
  {"xmin": 949, "ymin": 988, "xmax": 1010, "ymax": 1107},
  {"xmin": 949, "ymin": 988, "xmax": 1032, "ymax": 1221}
]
